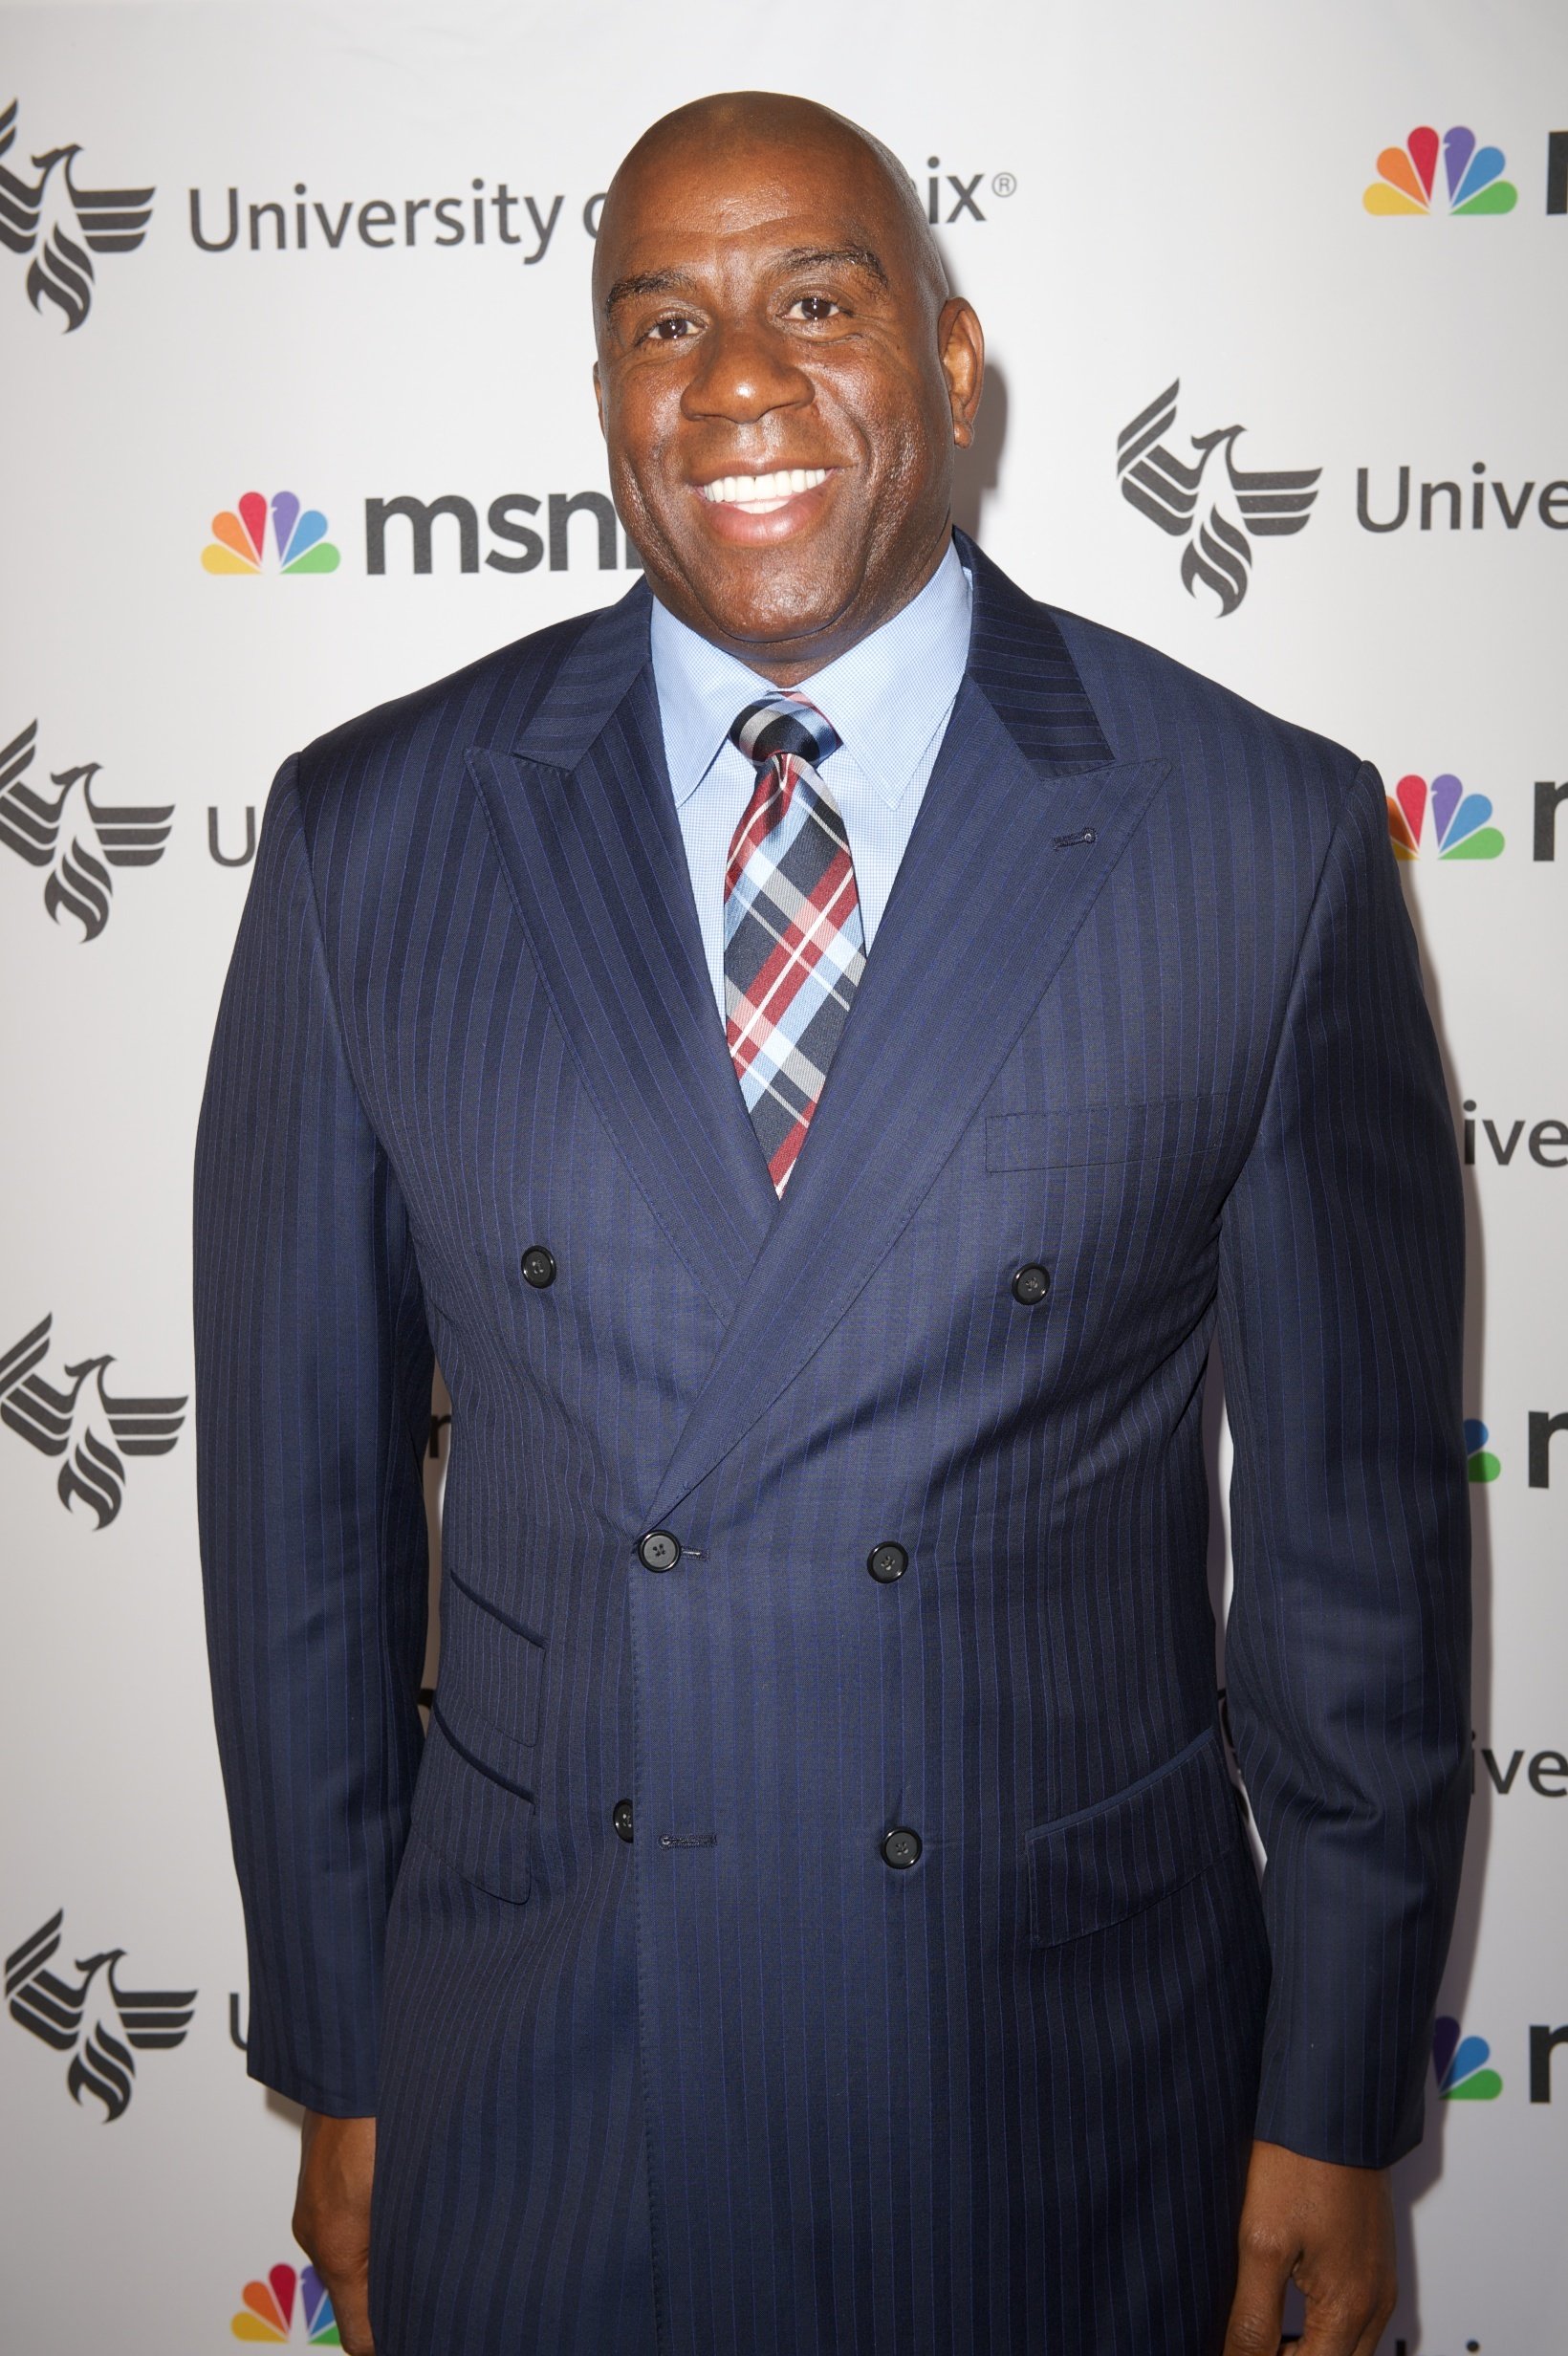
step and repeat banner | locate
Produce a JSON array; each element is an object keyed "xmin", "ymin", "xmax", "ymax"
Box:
[{"xmin": 1, "ymin": 3, "xmax": 1562, "ymax": 2349}]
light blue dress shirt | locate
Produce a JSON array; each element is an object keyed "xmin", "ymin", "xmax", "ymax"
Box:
[{"xmin": 648, "ymin": 537, "xmax": 973, "ymax": 1018}]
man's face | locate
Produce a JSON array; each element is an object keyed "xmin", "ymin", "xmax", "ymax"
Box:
[{"xmin": 593, "ymin": 121, "xmax": 982, "ymax": 679}]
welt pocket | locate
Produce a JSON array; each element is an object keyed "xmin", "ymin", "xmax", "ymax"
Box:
[
  {"xmin": 1025, "ymin": 1727, "xmax": 1242, "ymax": 1948},
  {"xmin": 986, "ymin": 1091, "xmax": 1241, "ymax": 1172},
  {"xmin": 411, "ymin": 1705, "xmax": 536, "ymax": 1904},
  {"xmin": 436, "ymin": 1566, "xmax": 546, "ymax": 1750}
]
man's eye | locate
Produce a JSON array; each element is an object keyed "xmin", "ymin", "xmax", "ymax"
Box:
[
  {"xmin": 646, "ymin": 315, "xmax": 698, "ymax": 342},
  {"xmin": 788, "ymin": 294, "xmax": 842, "ymax": 323}
]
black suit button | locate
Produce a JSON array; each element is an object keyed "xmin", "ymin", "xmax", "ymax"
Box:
[
  {"xmin": 637, "ymin": 1529, "xmax": 682, "ymax": 1572},
  {"xmin": 881, "ymin": 1826, "xmax": 923, "ymax": 1870},
  {"xmin": 521, "ymin": 1244, "xmax": 556, "ymax": 1289},
  {"xmin": 866, "ymin": 1541, "xmax": 908, "ymax": 1584},
  {"xmin": 613, "ymin": 1799, "xmax": 634, "ymax": 1843},
  {"xmin": 1011, "ymin": 1263, "xmax": 1051, "ymax": 1306}
]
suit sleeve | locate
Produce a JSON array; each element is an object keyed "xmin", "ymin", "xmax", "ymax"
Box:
[
  {"xmin": 193, "ymin": 756, "xmax": 433, "ymax": 2116},
  {"xmin": 1216, "ymin": 757, "xmax": 1470, "ymax": 2169}
]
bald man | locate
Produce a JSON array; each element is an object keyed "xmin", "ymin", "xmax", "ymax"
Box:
[{"xmin": 196, "ymin": 93, "xmax": 1470, "ymax": 2356}]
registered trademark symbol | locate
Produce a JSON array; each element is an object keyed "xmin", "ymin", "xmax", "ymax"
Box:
[{"xmin": 991, "ymin": 171, "xmax": 1016, "ymax": 199}]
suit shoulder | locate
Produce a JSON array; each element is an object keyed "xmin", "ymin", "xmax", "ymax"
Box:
[
  {"xmin": 290, "ymin": 603, "xmax": 605, "ymax": 817},
  {"xmin": 1050, "ymin": 603, "xmax": 1366, "ymax": 817}
]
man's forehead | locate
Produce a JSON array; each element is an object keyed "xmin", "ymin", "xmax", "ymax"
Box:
[{"xmin": 608, "ymin": 198, "xmax": 890, "ymax": 269}]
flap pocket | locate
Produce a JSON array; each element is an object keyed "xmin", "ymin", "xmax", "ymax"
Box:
[
  {"xmin": 1026, "ymin": 1726, "xmax": 1241, "ymax": 1948},
  {"xmin": 410, "ymin": 1705, "xmax": 535, "ymax": 1904},
  {"xmin": 987, "ymin": 1091, "xmax": 1241, "ymax": 1173},
  {"xmin": 437, "ymin": 1567, "xmax": 545, "ymax": 1749}
]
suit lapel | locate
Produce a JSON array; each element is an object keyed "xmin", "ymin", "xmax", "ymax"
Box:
[
  {"xmin": 643, "ymin": 544, "xmax": 1169, "ymax": 1522},
  {"xmin": 468, "ymin": 589, "xmax": 777, "ymax": 1323}
]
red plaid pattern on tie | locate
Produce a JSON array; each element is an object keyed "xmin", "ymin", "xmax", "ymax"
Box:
[{"xmin": 723, "ymin": 695, "xmax": 866, "ymax": 1194}]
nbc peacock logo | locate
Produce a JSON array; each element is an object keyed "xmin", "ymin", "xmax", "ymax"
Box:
[
  {"xmin": 1465, "ymin": 1419, "xmax": 1501, "ymax": 1483},
  {"xmin": 1386, "ymin": 774, "xmax": 1504, "ymax": 862},
  {"xmin": 1433, "ymin": 2016, "xmax": 1503, "ymax": 2101},
  {"xmin": 1364, "ymin": 125, "xmax": 1517, "ymax": 216},
  {"xmin": 231, "ymin": 2263, "xmax": 340, "ymax": 2344},
  {"xmin": 203, "ymin": 491, "xmax": 340, "ymax": 576}
]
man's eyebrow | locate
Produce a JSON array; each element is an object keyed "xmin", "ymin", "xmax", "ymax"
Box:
[
  {"xmin": 773, "ymin": 242, "xmax": 889, "ymax": 289},
  {"xmin": 602, "ymin": 267, "xmax": 694, "ymax": 319}
]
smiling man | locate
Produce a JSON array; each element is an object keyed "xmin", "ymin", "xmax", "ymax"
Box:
[{"xmin": 195, "ymin": 93, "xmax": 1470, "ymax": 2356}]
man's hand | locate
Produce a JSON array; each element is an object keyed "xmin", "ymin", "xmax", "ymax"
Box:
[
  {"xmin": 1222, "ymin": 2140, "xmax": 1397, "ymax": 2356},
  {"xmin": 294, "ymin": 2111, "xmax": 377, "ymax": 2356}
]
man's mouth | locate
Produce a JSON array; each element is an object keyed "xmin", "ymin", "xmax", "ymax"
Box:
[{"xmin": 698, "ymin": 468, "xmax": 832, "ymax": 515}]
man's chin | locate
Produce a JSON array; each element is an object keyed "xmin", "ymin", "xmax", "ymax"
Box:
[{"xmin": 663, "ymin": 553, "xmax": 858, "ymax": 661}]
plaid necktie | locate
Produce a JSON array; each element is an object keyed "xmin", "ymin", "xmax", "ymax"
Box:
[{"xmin": 723, "ymin": 694, "xmax": 866, "ymax": 1194}]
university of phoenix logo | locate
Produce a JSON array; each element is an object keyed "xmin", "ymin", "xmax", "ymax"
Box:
[
  {"xmin": 0, "ymin": 1313, "xmax": 186, "ymax": 1527},
  {"xmin": 1386, "ymin": 773, "xmax": 1505, "ymax": 862},
  {"xmin": 0, "ymin": 97, "xmax": 154, "ymax": 330},
  {"xmin": 0, "ymin": 720, "xmax": 174, "ymax": 938},
  {"xmin": 203, "ymin": 491, "xmax": 341, "ymax": 575},
  {"xmin": 232, "ymin": 2263, "xmax": 341, "ymax": 2345},
  {"xmin": 5, "ymin": 1909, "xmax": 195, "ymax": 2121},
  {"xmin": 1364, "ymin": 125, "xmax": 1517, "ymax": 216},
  {"xmin": 1116, "ymin": 381, "xmax": 1320, "ymax": 615}
]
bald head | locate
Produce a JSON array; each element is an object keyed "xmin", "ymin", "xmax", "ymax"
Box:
[
  {"xmin": 589, "ymin": 89, "xmax": 983, "ymax": 683},
  {"xmin": 594, "ymin": 92, "xmax": 947, "ymax": 323}
]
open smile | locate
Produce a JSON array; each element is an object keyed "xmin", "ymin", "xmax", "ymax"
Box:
[{"xmin": 697, "ymin": 467, "xmax": 834, "ymax": 516}]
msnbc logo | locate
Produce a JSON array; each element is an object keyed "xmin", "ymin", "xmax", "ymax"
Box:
[
  {"xmin": 1433, "ymin": 2017, "xmax": 1502, "ymax": 2101},
  {"xmin": 1465, "ymin": 1420, "xmax": 1501, "ymax": 1483},
  {"xmin": 1386, "ymin": 774, "xmax": 1504, "ymax": 862},
  {"xmin": 231, "ymin": 2262, "xmax": 340, "ymax": 2344},
  {"xmin": 1364, "ymin": 125, "xmax": 1517, "ymax": 216},
  {"xmin": 203, "ymin": 491, "xmax": 340, "ymax": 575}
]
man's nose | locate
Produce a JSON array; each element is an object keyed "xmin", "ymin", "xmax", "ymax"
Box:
[{"xmin": 680, "ymin": 319, "xmax": 813, "ymax": 425}]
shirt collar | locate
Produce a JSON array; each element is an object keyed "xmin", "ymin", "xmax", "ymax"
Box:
[{"xmin": 648, "ymin": 535, "xmax": 972, "ymax": 810}]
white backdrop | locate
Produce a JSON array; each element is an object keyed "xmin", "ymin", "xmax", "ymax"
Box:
[{"xmin": 2, "ymin": 4, "xmax": 1563, "ymax": 2349}]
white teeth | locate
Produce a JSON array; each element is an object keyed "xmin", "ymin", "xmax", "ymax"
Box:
[{"xmin": 700, "ymin": 468, "xmax": 829, "ymax": 509}]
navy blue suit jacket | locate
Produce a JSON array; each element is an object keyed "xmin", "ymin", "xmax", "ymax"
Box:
[{"xmin": 194, "ymin": 535, "xmax": 1470, "ymax": 2356}]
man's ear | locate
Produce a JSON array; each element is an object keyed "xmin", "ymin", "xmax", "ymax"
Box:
[{"xmin": 939, "ymin": 298, "xmax": 984, "ymax": 450}]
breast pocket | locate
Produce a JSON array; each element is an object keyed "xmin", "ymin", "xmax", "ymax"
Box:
[
  {"xmin": 1025, "ymin": 1726, "xmax": 1244, "ymax": 1947},
  {"xmin": 987, "ymin": 1089, "xmax": 1245, "ymax": 1175}
]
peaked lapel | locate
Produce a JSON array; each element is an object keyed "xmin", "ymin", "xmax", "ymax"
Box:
[
  {"xmin": 642, "ymin": 541, "xmax": 1170, "ymax": 1523},
  {"xmin": 468, "ymin": 587, "xmax": 778, "ymax": 1324}
]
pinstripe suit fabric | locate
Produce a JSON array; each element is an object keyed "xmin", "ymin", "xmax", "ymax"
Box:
[{"xmin": 193, "ymin": 534, "xmax": 1470, "ymax": 2355}]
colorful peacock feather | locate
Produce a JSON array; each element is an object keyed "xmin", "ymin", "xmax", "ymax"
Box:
[
  {"xmin": 1364, "ymin": 125, "xmax": 1517, "ymax": 216},
  {"xmin": 203, "ymin": 491, "xmax": 340, "ymax": 575},
  {"xmin": 230, "ymin": 2261, "xmax": 340, "ymax": 2343},
  {"xmin": 1433, "ymin": 2017, "xmax": 1503, "ymax": 2100},
  {"xmin": 1386, "ymin": 774, "xmax": 1504, "ymax": 862}
]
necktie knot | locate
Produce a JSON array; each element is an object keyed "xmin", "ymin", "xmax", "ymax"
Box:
[{"xmin": 730, "ymin": 695, "xmax": 840, "ymax": 772}]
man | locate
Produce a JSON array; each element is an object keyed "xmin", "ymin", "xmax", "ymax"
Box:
[{"xmin": 194, "ymin": 92, "xmax": 1470, "ymax": 2356}]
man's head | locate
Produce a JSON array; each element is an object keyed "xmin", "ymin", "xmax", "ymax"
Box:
[{"xmin": 593, "ymin": 93, "xmax": 984, "ymax": 684}]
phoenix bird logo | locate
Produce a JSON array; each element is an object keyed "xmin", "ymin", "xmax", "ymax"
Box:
[
  {"xmin": 0, "ymin": 97, "xmax": 155, "ymax": 331},
  {"xmin": 1117, "ymin": 380, "xmax": 1321, "ymax": 616},
  {"xmin": 6, "ymin": 1909, "xmax": 195, "ymax": 2120},
  {"xmin": 0, "ymin": 1313, "xmax": 186, "ymax": 1527},
  {"xmin": 0, "ymin": 721, "xmax": 173, "ymax": 939}
]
